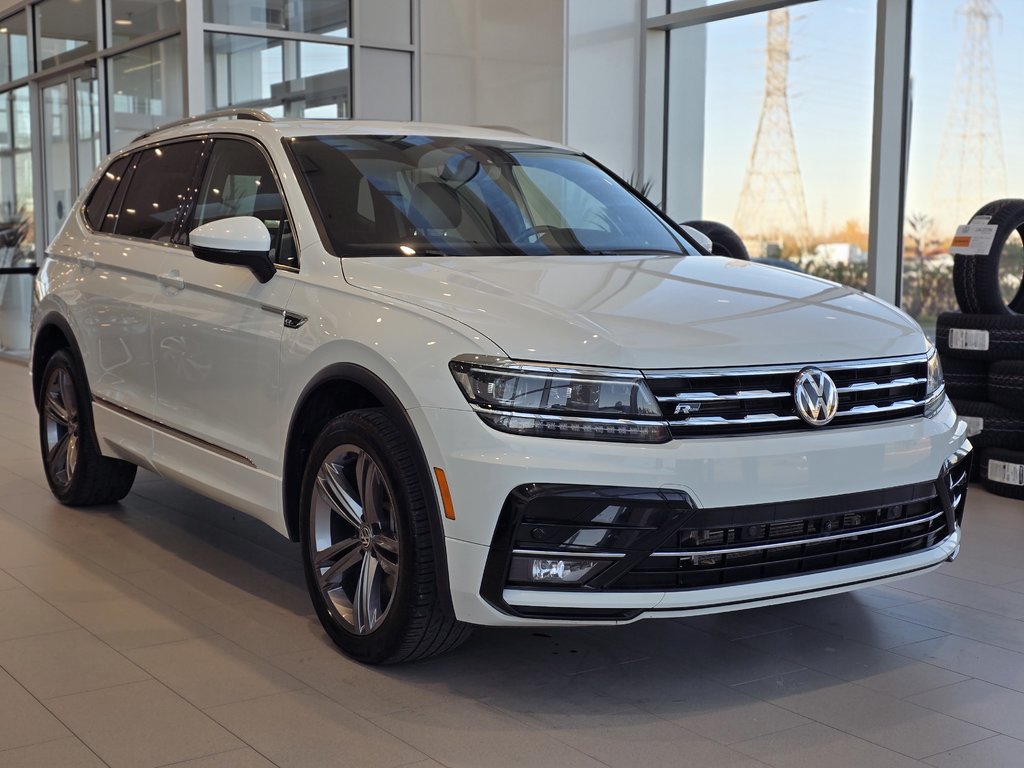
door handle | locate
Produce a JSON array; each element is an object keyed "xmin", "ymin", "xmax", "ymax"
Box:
[
  {"xmin": 158, "ymin": 270, "xmax": 185, "ymax": 292},
  {"xmin": 77, "ymin": 253, "xmax": 96, "ymax": 270}
]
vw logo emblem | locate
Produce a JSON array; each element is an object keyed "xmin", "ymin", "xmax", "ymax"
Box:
[{"xmin": 793, "ymin": 367, "xmax": 839, "ymax": 426}]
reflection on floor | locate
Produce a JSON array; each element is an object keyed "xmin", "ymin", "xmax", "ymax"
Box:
[{"xmin": 0, "ymin": 358, "xmax": 1023, "ymax": 767}]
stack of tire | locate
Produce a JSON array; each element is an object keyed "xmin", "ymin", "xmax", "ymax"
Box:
[{"xmin": 939, "ymin": 198, "xmax": 1024, "ymax": 500}]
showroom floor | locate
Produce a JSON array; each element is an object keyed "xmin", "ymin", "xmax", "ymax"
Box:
[{"xmin": 2, "ymin": 359, "xmax": 1024, "ymax": 768}]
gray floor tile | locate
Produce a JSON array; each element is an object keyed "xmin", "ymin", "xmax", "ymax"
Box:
[
  {"xmin": 0, "ymin": 588, "xmax": 76, "ymax": 641},
  {"xmin": 126, "ymin": 635, "xmax": 305, "ymax": 708},
  {"xmin": 540, "ymin": 711, "xmax": 761, "ymax": 767},
  {"xmin": 924, "ymin": 734, "xmax": 1024, "ymax": 768},
  {"xmin": 768, "ymin": 593, "xmax": 948, "ymax": 649},
  {"xmin": 0, "ymin": 737, "xmax": 106, "ymax": 768},
  {"xmin": 895, "ymin": 571, "xmax": 1024, "ymax": 619},
  {"xmin": 367, "ymin": 698, "xmax": 609, "ymax": 768},
  {"xmin": 736, "ymin": 668, "xmax": 994, "ymax": 758},
  {"xmin": 57, "ymin": 594, "xmax": 211, "ymax": 651},
  {"xmin": 733, "ymin": 722, "xmax": 928, "ymax": 768},
  {"xmin": 0, "ymin": 628, "xmax": 150, "ymax": 699},
  {"xmin": 0, "ymin": 567, "xmax": 19, "ymax": 590},
  {"xmin": 738, "ymin": 624, "xmax": 968, "ymax": 697},
  {"xmin": 6, "ymin": 559, "xmax": 139, "ymax": 607},
  {"xmin": 154, "ymin": 747, "xmax": 279, "ymax": 767},
  {"xmin": 47, "ymin": 679, "xmax": 243, "ymax": 768},
  {"xmin": 880, "ymin": 599, "xmax": 1024, "ymax": 654},
  {"xmin": 894, "ymin": 634, "xmax": 1024, "ymax": 693},
  {"xmin": 0, "ymin": 668, "xmax": 70, "ymax": 752},
  {"xmin": 907, "ymin": 679, "xmax": 1024, "ymax": 742},
  {"xmin": 206, "ymin": 690, "xmax": 427, "ymax": 768}
]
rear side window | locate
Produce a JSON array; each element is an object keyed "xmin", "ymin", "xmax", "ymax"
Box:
[
  {"xmin": 84, "ymin": 156, "xmax": 130, "ymax": 231},
  {"xmin": 113, "ymin": 141, "xmax": 205, "ymax": 242}
]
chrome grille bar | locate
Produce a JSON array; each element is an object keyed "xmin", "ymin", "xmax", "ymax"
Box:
[{"xmin": 650, "ymin": 509, "xmax": 944, "ymax": 558}]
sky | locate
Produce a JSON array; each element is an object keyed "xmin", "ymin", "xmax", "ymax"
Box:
[{"xmin": 697, "ymin": 0, "xmax": 1021, "ymax": 239}]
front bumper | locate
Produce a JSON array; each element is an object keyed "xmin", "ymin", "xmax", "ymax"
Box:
[{"xmin": 411, "ymin": 400, "xmax": 971, "ymax": 626}]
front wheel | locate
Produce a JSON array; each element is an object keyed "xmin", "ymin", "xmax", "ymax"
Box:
[{"xmin": 299, "ymin": 408, "xmax": 471, "ymax": 664}]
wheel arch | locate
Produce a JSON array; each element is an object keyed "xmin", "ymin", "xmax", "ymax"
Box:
[
  {"xmin": 31, "ymin": 313, "xmax": 88, "ymax": 409},
  {"xmin": 283, "ymin": 362, "xmax": 455, "ymax": 614}
]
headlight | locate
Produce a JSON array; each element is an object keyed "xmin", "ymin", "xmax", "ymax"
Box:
[
  {"xmin": 449, "ymin": 355, "xmax": 671, "ymax": 443},
  {"xmin": 924, "ymin": 344, "xmax": 945, "ymax": 417}
]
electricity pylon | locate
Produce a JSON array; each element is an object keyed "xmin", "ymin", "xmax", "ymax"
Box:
[
  {"xmin": 734, "ymin": 8, "xmax": 810, "ymax": 252},
  {"xmin": 932, "ymin": 0, "xmax": 1006, "ymax": 235}
]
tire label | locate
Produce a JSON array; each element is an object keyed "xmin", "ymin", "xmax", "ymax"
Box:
[
  {"xmin": 949, "ymin": 328, "xmax": 990, "ymax": 351},
  {"xmin": 989, "ymin": 459, "xmax": 1024, "ymax": 487},
  {"xmin": 950, "ymin": 217, "xmax": 998, "ymax": 255},
  {"xmin": 961, "ymin": 415, "xmax": 984, "ymax": 436}
]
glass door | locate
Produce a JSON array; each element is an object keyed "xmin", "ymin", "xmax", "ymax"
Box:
[{"xmin": 40, "ymin": 66, "xmax": 99, "ymax": 243}]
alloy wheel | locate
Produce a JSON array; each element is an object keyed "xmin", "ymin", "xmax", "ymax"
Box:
[
  {"xmin": 310, "ymin": 444, "xmax": 400, "ymax": 635},
  {"xmin": 42, "ymin": 366, "xmax": 80, "ymax": 488}
]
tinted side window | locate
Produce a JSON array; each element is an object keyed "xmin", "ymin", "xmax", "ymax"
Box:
[
  {"xmin": 190, "ymin": 139, "xmax": 295, "ymax": 268},
  {"xmin": 84, "ymin": 156, "xmax": 131, "ymax": 231},
  {"xmin": 114, "ymin": 141, "xmax": 204, "ymax": 242}
]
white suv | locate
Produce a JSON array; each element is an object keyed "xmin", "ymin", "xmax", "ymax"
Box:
[{"xmin": 32, "ymin": 110, "xmax": 971, "ymax": 664}]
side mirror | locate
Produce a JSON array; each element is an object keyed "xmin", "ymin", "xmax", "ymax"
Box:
[
  {"xmin": 680, "ymin": 224, "xmax": 713, "ymax": 254},
  {"xmin": 190, "ymin": 216, "xmax": 275, "ymax": 284}
]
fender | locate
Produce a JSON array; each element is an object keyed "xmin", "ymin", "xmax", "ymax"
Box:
[
  {"xmin": 284, "ymin": 361, "xmax": 456, "ymax": 616},
  {"xmin": 31, "ymin": 311, "xmax": 88, "ymax": 407}
]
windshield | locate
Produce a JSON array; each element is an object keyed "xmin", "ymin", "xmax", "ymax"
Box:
[{"xmin": 286, "ymin": 134, "xmax": 696, "ymax": 257}]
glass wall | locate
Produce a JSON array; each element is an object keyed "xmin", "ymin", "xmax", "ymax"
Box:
[
  {"xmin": 0, "ymin": 11, "xmax": 29, "ymax": 84},
  {"xmin": 0, "ymin": 0, "xmax": 416, "ymax": 355},
  {"xmin": 205, "ymin": 34, "xmax": 351, "ymax": 117},
  {"xmin": 0, "ymin": 86, "xmax": 32, "ymax": 352},
  {"xmin": 204, "ymin": 0, "xmax": 351, "ymax": 36},
  {"xmin": 109, "ymin": 36, "xmax": 183, "ymax": 150},
  {"xmin": 110, "ymin": 0, "xmax": 181, "ymax": 45},
  {"xmin": 35, "ymin": 0, "xmax": 98, "ymax": 69},
  {"xmin": 665, "ymin": 0, "xmax": 875, "ymax": 288},
  {"xmin": 903, "ymin": 0, "xmax": 1023, "ymax": 336}
]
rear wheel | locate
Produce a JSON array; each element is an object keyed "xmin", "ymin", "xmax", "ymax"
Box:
[
  {"xmin": 299, "ymin": 408, "xmax": 470, "ymax": 664},
  {"xmin": 38, "ymin": 349, "xmax": 136, "ymax": 505}
]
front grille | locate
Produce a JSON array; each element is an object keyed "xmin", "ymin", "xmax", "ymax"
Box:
[
  {"xmin": 481, "ymin": 453, "xmax": 970, "ymax": 619},
  {"xmin": 644, "ymin": 355, "xmax": 931, "ymax": 437},
  {"xmin": 615, "ymin": 487, "xmax": 952, "ymax": 590}
]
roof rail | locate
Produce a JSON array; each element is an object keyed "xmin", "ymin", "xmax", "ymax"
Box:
[
  {"xmin": 132, "ymin": 108, "xmax": 274, "ymax": 144},
  {"xmin": 475, "ymin": 124, "xmax": 530, "ymax": 136}
]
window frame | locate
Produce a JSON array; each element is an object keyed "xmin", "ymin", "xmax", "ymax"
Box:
[
  {"xmin": 179, "ymin": 134, "xmax": 300, "ymax": 272},
  {"xmin": 77, "ymin": 132, "xmax": 299, "ymax": 272}
]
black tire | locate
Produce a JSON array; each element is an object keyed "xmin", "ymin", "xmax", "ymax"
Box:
[
  {"xmin": 953, "ymin": 398, "xmax": 1024, "ymax": 450},
  {"xmin": 299, "ymin": 408, "xmax": 471, "ymax": 664},
  {"xmin": 988, "ymin": 360, "xmax": 1024, "ymax": 414},
  {"xmin": 38, "ymin": 349, "xmax": 137, "ymax": 505},
  {"xmin": 978, "ymin": 447, "xmax": 1024, "ymax": 500},
  {"xmin": 936, "ymin": 311, "xmax": 1024, "ymax": 361},
  {"xmin": 681, "ymin": 220, "xmax": 750, "ymax": 260},
  {"xmin": 952, "ymin": 198, "xmax": 1024, "ymax": 314},
  {"xmin": 941, "ymin": 356, "xmax": 988, "ymax": 401}
]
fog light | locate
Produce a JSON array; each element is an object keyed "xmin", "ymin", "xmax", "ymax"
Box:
[{"xmin": 508, "ymin": 556, "xmax": 610, "ymax": 585}]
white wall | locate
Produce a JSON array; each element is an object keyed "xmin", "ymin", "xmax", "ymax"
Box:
[
  {"xmin": 565, "ymin": 0, "xmax": 641, "ymax": 179},
  {"xmin": 419, "ymin": 0, "xmax": 565, "ymax": 142}
]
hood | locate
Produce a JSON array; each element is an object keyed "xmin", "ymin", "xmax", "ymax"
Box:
[{"xmin": 342, "ymin": 255, "xmax": 926, "ymax": 369}]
